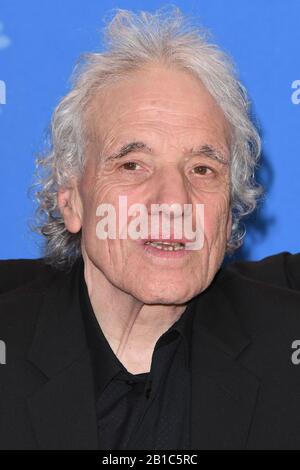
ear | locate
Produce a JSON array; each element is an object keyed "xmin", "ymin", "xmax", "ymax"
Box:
[{"xmin": 57, "ymin": 180, "xmax": 82, "ymax": 234}]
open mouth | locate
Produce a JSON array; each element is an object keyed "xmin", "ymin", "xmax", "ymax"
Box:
[{"xmin": 144, "ymin": 241, "xmax": 185, "ymax": 251}]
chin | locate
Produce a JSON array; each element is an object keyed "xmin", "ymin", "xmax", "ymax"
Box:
[{"xmin": 134, "ymin": 285, "xmax": 195, "ymax": 306}]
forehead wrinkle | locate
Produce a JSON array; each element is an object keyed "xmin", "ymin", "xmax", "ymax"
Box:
[
  {"xmin": 95, "ymin": 123, "xmax": 231, "ymax": 162},
  {"xmin": 87, "ymin": 95, "xmax": 232, "ymax": 160},
  {"xmin": 101, "ymin": 117, "xmax": 229, "ymax": 140},
  {"xmin": 98, "ymin": 89, "xmax": 228, "ymax": 119},
  {"xmin": 105, "ymin": 106, "xmax": 225, "ymax": 124}
]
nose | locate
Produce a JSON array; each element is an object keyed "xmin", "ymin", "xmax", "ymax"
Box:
[
  {"xmin": 146, "ymin": 166, "xmax": 192, "ymax": 240},
  {"xmin": 150, "ymin": 165, "xmax": 190, "ymax": 210}
]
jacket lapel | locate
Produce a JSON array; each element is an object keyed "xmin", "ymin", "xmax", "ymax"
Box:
[
  {"xmin": 26, "ymin": 260, "xmax": 98, "ymax": 449},
  {"xmin": 190, "ymin": 276, "xmax": 260, "ymax": 449},
  {"xmin": 25, "ymin": 258, "xmax": 259, "ymax": 450}
]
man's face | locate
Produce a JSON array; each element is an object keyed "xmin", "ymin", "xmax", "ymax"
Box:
[{"xmin": 73, "ymin": 64, "xmax": 232, "ymax": 304}]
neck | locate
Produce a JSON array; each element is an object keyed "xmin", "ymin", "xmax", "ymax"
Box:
[{"xmin": 81, "ymin": 253, "xmax": 187, "ymax": 374}]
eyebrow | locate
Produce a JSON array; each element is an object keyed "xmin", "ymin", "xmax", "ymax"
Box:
[
  {"xmin": 105, "ymin": 141, "xmax": 228, "ymax": 165},
  {"xmin": 105, "ymin": 141, "xmax": 152, "ymax": 161},
  {"xmin": 187, "ymin": 144, "xmax": 228, "ymax": 165}
]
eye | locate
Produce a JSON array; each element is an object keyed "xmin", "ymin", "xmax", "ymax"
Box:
[
  {"xmin": 120, "ymin": 161, "xmax": 142, "ymax": 171},
  {"xmin": 192, "ymin": 165, "xmax": 213, "ymax": 176}
]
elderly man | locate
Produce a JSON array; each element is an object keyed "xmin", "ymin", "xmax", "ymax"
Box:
[{"xmin": 0, "ymin": 8, "xmax": 300, "ymax": 450}]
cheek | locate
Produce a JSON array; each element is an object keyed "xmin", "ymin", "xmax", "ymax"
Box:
[{"xmin": 201, "ymin": 192, "xmax": 231, "ymax": 240}]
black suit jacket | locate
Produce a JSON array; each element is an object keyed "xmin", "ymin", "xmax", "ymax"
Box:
[{"xmin": 0, "ymin": 252, "xmax": 300, "ymax": 449}]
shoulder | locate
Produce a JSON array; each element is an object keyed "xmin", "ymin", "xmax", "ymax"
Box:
[
  {"xmin": 226, "ymin": 251, "xmax": 300, "ymax": 290},
  {"xmin": 215, "ymin": 265, "xmax": 300, "ymax": 362},
  {"xmin": 0, "ymin": 257, "xmax": 58, "ymax": 295},
  {"xmin": 0, "ymin": 259, "xmax": 69, "ymax": 355}
]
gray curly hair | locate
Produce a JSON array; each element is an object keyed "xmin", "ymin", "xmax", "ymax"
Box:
[{"xmin": 30, "ymin": 6, "xmax": 262, "ymax": 271}]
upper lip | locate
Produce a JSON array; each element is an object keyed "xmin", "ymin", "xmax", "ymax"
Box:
[{"xmin": 140, "ymin": 237, "xmax": 192, "ymax": 245}]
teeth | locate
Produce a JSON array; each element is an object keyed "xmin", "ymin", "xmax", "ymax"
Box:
[{"xmin": 144, "ymin": 241, "xmax": 185, "ymax": 251}]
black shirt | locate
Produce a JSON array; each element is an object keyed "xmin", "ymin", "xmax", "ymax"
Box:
[{"xmin": 77, "ymin": 257, "xmax": 196, "ymax": 450}]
